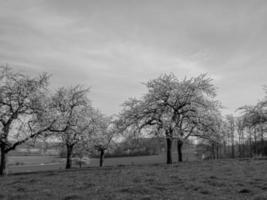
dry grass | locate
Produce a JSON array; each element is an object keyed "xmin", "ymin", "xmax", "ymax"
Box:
[{"xmin": 0, "ymin": 159, "xmax": 267, "ymax": 200}]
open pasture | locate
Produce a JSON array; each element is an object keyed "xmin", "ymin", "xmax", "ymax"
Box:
[
  {"xmin": 1, "ymin": 159, "xmax": 266, "ymax": 200},
  {"xmin": 7, "ymin": 150, "xmax": 196, "ymax": 174}
]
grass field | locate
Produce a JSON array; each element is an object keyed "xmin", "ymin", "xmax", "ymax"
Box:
[
  {"xmin": 6, "ymin": 152, "xmax": 195, "ymax": 174},
  {"xmin": 1, "ymin": 159, "xmax": 267, "ymax": 200}
]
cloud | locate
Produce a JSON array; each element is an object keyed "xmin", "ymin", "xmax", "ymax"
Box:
[{"xmin": 0, "ymin": 0, "xmax": 267, "ymax": 115}]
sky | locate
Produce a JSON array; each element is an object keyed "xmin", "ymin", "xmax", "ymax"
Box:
[{"xmin": 0, "ymin": 0, "xmax": 267, "ymax": 116}]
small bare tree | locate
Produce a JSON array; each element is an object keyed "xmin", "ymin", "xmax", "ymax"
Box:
[
  {"xmin": 90, "ymin": 113, "xmax": 118, "ymax": 167},
  {"xmin": 50, "ymin": 86, "xmax": 93, "ymax": 169}
]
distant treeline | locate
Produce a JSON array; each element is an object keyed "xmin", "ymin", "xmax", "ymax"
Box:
[{"xmin": 196, "ymin": 138, "xmax": 267, "ymax": 160}]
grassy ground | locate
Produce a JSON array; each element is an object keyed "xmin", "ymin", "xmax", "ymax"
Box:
[
  {"xmin": 7, "ymin": 156, "xmax": 61, "ymax": 166},
  {"xmin": 0, "ymin": 159, "xmax": 267, "ymax": 200},
  {"xmin": 7, "ymin": 152, "xmax": 195, "ymax": 173}
]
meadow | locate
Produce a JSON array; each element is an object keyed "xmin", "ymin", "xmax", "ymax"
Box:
[
  {"xmin": 6, "ymin": 150, "xmax": 195, "ymax": 174},
  {"xmin": 0, "ymin": 159, "xmax": 267, "ymax": 200}
]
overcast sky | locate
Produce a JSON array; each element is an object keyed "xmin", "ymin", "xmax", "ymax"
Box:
[{"xmin": 0, "ymin": 0, "xmax": 266, "ymax": 116}]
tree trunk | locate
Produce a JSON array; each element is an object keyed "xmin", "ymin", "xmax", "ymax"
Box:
[
  {"xmin": 231, "ymin": 137, "xmax": 235, "ymax": 158},
  {"xmin": 216, "ymin": 144, "xmax": 220, "ymax": 159},
  {"xmin": 65, "ymin": 144, "xmax": 73, "ymax": 169},
  {"xmin": 166, "ymin": 137, "xmax": 172, "ymax": 164},
  {"xmin": 231, "ymin": 143, "xmax": 235, "ymax": 158},
  {"xmin": 211, "ymin": 142, "xmax": 215, "ymax": 160},
  {"xmin": 241, "ymin": 131, "xmax": 245, "ymax": 157},
  {"xmin": 223, "ymin": 141, "xmax": 226, "ymax": 158},
  {"xmin": 254, "ymin": 129, "xmax": 257, "ymax": 155},
  {"xmin": 249, "ymin": 134, "xmax": 253, "ymax": 158},
  {"xmin": 79, "ymin": 157, "xmax": 82, "ymax": 168},
  {"xmin": 0, "ymin": 144, "xmax": 7, "ymax": 176},
  {"xmin": 260, "ymin": 125, "xmax": 264, "ymax": 155},
  {"xmin": 99, "ymin": 149, "xmax": 105, "ymax": 167},
  {"xmin": 177, "ymin": 139, "xmax": 183, "ymax": 162},
  {"xmin": 238, "ymin": 132, "xmax": 242, "ymax": 158}
]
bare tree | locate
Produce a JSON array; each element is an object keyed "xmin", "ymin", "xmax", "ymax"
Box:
[
  {"xmin": 0, "ymin": 67, "xmax": 55, "ymax": 175},
  {"xmin": 120, "ymin": 73, "xmax": 219, "ymax": 164},
  {"xmin": 50, "ymin": 86, "xmax": 93, "ymax": 169},
  {"xmin": 90, "ymin": 113, "xmax": 119, "ymax": 167}
]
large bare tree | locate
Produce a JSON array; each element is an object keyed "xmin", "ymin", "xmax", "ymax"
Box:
[
  {"xmin": 120, "ymin": 73, "xmax": 219, "ymax": 164},
  {"xmin": 0, "ymin": 67, "xmax": 55, "ymax": 175}
]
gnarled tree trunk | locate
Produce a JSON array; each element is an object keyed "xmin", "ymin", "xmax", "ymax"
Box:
[
  {"xmin": 166, "ymin": 137, "xmax": 172, "ymax": 164},
  {"xmin": 0, "ymin": 144, "xmax": 7, "ymax": 176},
  {"xmin": 66, "ymin": 144, "xmax": 74, "ymax": 169},
  {"xmin": 99, "ymin": 149, "xmax": 105, "ymax": 167},
  {"xmin": 177, "ymin": 139, "xmax": 183, "ymax": 162}
]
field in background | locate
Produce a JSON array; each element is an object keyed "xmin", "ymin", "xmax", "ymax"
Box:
[
  {"xmin": 1, "ymin": 160, "xmax": 267, "ymax": 200},
  {"xmin": 6, "ymin": 147, "xmax": 197, "ymax": 174}
]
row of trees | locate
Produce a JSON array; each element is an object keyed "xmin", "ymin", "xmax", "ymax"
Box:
[
  {"xmin": 194, "ymin": 90, "xmax": 267, "ymax": 160},
  {"xmin": 1, "ymin": 66, "xmax": 266, "ymax": 175},
  {"xmin": 0, "ymin": 67, "xmax": 119, "ymax": 175},
  {"xmin": 226, "ymin": 92, "xmax": 267, "ymax": 158},
  {"xmin": 117, "ymin": 73, "xmax": 267, "ymax": 163},
  {"xmin": 118, "ymin": 73, "xmax": 222, "ymax": 164}
]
